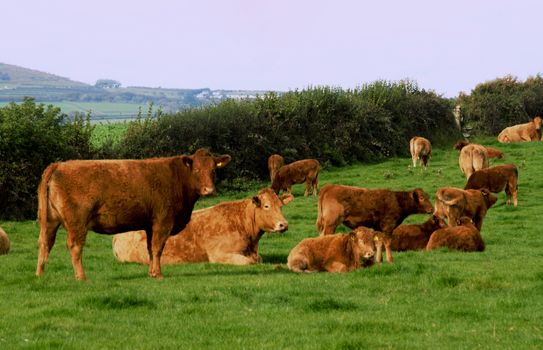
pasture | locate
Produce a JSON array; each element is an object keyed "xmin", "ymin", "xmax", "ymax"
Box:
[{"xmin": 0, "ymin": 137, "xmax": 542, "ymax": 349}]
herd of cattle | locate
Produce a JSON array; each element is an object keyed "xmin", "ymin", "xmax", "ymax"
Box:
[{"xmin": 0, "ymin": 117, "xmax": 539, "ymax": 278}]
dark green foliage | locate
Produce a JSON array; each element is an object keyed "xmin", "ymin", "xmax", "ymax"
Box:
[{"xmin": 0, "ymin": 98, "xmax": 95, "ymax": 219}]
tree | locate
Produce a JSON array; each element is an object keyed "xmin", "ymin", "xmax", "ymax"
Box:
[{"xmin": 95, "ymin": 79, "xmax": 121, "ymax": 89}]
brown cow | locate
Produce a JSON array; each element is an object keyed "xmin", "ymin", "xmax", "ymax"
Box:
[
  {"xmin": 426, "ymin": 217, "xmax": 485, "ymax": 252},
  {"xmin": 316, "ymin": 184, "xmax": 434, "ymax": 263},
  {"xmin": 464, "ymin": 164, "xmax": 518, "ymax": 206},
  {"xmin": 0, "ymin": 226, "xmax": 10, "ymax": 255},
  {"xmin": 112, "ymin": 189, "xmax": 292, "ymax": 265},
  {"xmin": 390, "ymin": 215, "xmax": 446, "ymax": 251},
  {"xmin": 267, "ymin": 154, "xmax": 284, "ymax": 182},
  {"xmin": 271, "ymin": 159, "xmax": 320, "ymax": 197},
  {"xmin": 36, "ymin": 148, "xmax": 231, "ymax": 280},
  {"xmin": 287, "ymin": 227, "xmax": 376, "ymax": 273},
  {"xmin": 454, "ymin": 139, "xmax": 504, "ymax": 159},
  {"xmin": 409, "ymin": 136, "xmax": 432, "ymax": 168},
  {"xmin": 454, "ymin": 142, "xmax": 489, "ymax": 179},
  {"xmin": 434, "ymin": 187, "xmax": 497, "ymax": 231},
  {"xmin": 497, "ymin": 116, "xmax": 542, "ymax": 143}
]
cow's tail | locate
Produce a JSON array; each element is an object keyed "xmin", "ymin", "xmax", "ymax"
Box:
[
  {"xmin": 37, "ymin": 163, "xmax": 58, "ymax": 227},
  {"xmin": 316, "ymin": 192, "xmax": 324, "ymax": 234}
]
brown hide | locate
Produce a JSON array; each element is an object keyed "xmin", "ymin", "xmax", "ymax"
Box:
[
  {"xmin": 316, "ymin": 184, "xmax": 434, "ymax": 263},
  {"xmin": 113, "ymin": 189, "xmax": 292, "ymax": 265},
  {"xmin": 36, "ymin": 148, "xmax": 231, "ymax": 280},
  {"xmin": 464, "ymin": 164, "xmax": 518, "ymax": 206},
  {"xmin": 271, "ymin": 159, "xmax": 320, "ymax": 196},
  {"xmin": 267, "ymin": 154, "xmax": 284, "ymax": 182},
  {"xmin": 287, "ymin": 227, "xmax": 376, "ymax": 273},
  {"xmin": 409, "ymin": 136, "xmax": 432, "ymax": 167},
  {"xmin": 458, "ymin": 144, "xmax": 489, "ymax": 179},
  {"xmin": 0, "ymin": 227, "xmax": 10, "ymax": 255},
  {"xmin": 390, "ymin": 215, "xmax": 446, "ymax": 251},
  {"xmin": 426, "ymin": 217, "xmax": 485, "ymax": 252},
  {"xmin": 434, "ymin": 187, "xmax": 497, "ymax": 231},
  {"xmin": 497, "ymin": 116, "xmax": 542, "ymax": 143}
]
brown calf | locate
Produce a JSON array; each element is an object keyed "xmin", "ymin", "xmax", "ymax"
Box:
[
  {"xmin": 409, "ymin": 136, "xmax": 432, "ymax": 167},
  {"xmin": 36, "ymin": 148, "xmax": 231, "ymax": 280},
  {"xmin": 267, "ymin": 154, "xmax": 284, "ymax": 182},
  {"xmin": 426, "ymin": 217, "xmax": 485, "ymax": 252},
  {"xmin": 271, "ymin": 159, "xmax": 320, "ymax": 196},
  {"xmin": 390, "ymin": 215, "xmax": 446, "ymax": 251},
  {"xmin": 464, "ymin": 164, "xmax": 518, "ymax": 206},
  {"xmin": 498, "ymin": 116, "xmax": 542, "ymax": 143},
  {"xmin": 287, "ymin": 227, "xmax": 376, "ymax": 273},
  {"xmin": 112, "ymin": 189, "xmax": 292, "ymax": 265},
  {"xmin": 0, "ymin": 227, "xmax": 10, "ymax": 255}
]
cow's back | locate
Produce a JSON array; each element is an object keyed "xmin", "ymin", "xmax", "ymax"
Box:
[{"xmin": 0, "ymin": 227, "xmax": 10, "ymax": 255}]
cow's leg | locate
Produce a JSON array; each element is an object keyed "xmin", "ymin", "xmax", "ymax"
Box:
[
  {"xmin": 383, "ymin": 234, "xmax": 394, "ymax": 264},
  {"xmin": 312, "ymin": 176, "xmax": 319, "ymax": 197},
  {"xmin": 145, "ymin": 229, "xmax": 153, "ymax": 269},
  {"xmin": 149, "ymin": 225, "xmax": 171, "ymax": 278},
  {"xmin": 412, "ymin": 154, "xmax": 417, "ymax": 167},
  {"xmin": 326, "ymin": 261, "xmax": 349, "ymax": 272},
  {"xmin": 304, "ymin": 180, "xmax": 310, "ymax": 197},
  {"xmin": 66, "ymin": 227, "xmax": 88, "ymax": 280},
  {"xmin": 36, "ymin": 221, "xmax": 61, "ymax": 277},
  {"xmin": 375, "ymin": 239, "xmax": 384, "ymax": 263},
  {"xmin": 210, "ymin": 253, "xmax": 256, "ymax": 265}
]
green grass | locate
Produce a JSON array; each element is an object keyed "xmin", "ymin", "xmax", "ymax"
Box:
[{"xmin": 1, "ymin": 136, "xmax": 542, "ymax": 349}]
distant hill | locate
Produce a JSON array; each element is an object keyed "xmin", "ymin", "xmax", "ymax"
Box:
[{"xmin": 0, "ymin": 63, "xmax": 90, "ymax": 88}]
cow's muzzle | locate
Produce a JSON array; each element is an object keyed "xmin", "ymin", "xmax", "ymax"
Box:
[
  {"xmin": 274, "ymin": 221, "xmax": 288, "ymax": 233},
  {"xmin": 200, "ymin": 186, "xmax": 215, "ymax": 196}
]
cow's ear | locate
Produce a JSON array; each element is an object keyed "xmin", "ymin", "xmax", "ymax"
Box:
[
  {"xmin": 182, "ymin": 156, "xmax": 193, "ymax": 169},
  {"xmin": 215, "ymin": 155, "xmax": 231, "ymax": 169},
  {"xmin": 252, "ymin": 196, "xmax": 261, "ymax": 207},
  {"xmin": 280, "ymin": 194, "xmax": 294, "ymax": 205},
  {"xmin": 412, "ymin": 189, "xmax": 421, "ymax": 202}
]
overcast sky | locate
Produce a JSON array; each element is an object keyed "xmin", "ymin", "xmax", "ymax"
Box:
[{"xmin": 2, "ymin": 0, "xmax": 542, "ymax": 97}]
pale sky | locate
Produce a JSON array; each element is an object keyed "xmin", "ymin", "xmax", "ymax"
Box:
[{"xmin": 2, "ymin": 0, "xmax": 542, "ymax": 97}]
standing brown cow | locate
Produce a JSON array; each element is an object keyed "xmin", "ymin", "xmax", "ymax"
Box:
[
  {"xmin": 426, "ymin": 217, "xmax": 485, "ymax": 252},
  {"xmin": 267, "ymin": 154, "xmax": 285, "ymax": 182},
  {"xmin": 36, "ymin": 149, "xmax": 231, "ymax": 280},
  {"xmin": 409, "ymin": 136, "xmax": 432, "ymax": 168},
  {"xmin": 0, "ymin": 226, "xmax": 10, "ymax": 255},
  {"xmin": 316, "ymin": 184, "xmax": 434, "ymax": 263},
  {"xmin": 271, "ymin": 159, "xmax": 320, "ymax": 197},
  {"xmin": 454, "ymin": 141, "xmax": 489, "ymax": 179},
  {"xmin": 454, "ymin": 139, "xmax": 504, "ymax": 159},
  {"xmin": 112, "ymin": 189, "xmax": 292, "ymax": 265},
  {"xmin": 464, "ymin": 164, "xmax": 518, "ymax": 206},
  {"xmin": 497, "ymin": 116, "xmax": 542, "ymax": 143}
]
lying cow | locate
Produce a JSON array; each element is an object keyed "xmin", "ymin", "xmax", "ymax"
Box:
[
  {"xmin": 434, "ymin": 187, "xmax": 497, "ymax": 231},
  {"xmin": 409, "ymin": 136, "xmax": 432, "ymax": 168},
  {"xmin": 112, "ymin": 188, "xmax": 292, "ymax": 265},
  {"xmin": 464, "ymin": 164, "xmax": 518, "ymax": 206},
  {"xmin": 390, "ymin": 215, "xmax": 446, "ymax": 251},
  {"xmin": 287, "ymin": 227, "xmax": 376, "ymax": 273},
  {"xmin": 267, "ymin": 154, "xmax": 284, "ymax": 182},
  {"xmin": 36, "ymin": 148, "xmax": 231, "ymax": 280},
  {"xmin": 0, "ymin": 226, "xmax": 10, "ymax": 255},
  {"xmin": 498, "ymin": 116, "xmax": 542, "ymax": 143},
  {"xmin": 426, "ymin": 217, "xmax": 485, "ymax": 252},
  {"xmin": 454, "ymin": 139, "xmax": 504, "ymax": 159},
  {"xmin": 454, "ymin": 141, "xmax": 489, "ymax": 179},
  {"xmin": 271, "ymin": 159, "xmax": 320, "ymax": 196},
  {"xmin": 316, "ymin": 184, "xmax": 434, "ymax": 263}
]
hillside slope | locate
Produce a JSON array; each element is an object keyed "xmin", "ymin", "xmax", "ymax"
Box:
[{"xmin": 0, "ymin": 62, "xmax": 89, "ymax": 88}]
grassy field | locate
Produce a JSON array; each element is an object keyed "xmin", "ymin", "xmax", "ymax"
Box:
[{"xmin": 1, "ymin": 136, "xmax": 542, "ymax": 349}]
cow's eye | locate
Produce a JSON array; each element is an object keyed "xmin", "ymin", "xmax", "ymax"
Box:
[{"xmin": 264, "ymin": 204, "xmax": 270, "ymax": 209}]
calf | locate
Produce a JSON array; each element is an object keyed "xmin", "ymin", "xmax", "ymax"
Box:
[
  {"xmin": 267, "ymin": 154, "xmax": 284, "ymax": 182},
  {"xmin": 113, "ymin": 189, "xmax": 292, "ymax": 265},
  {"xmin": 454, "ymin": 141, "xmax": 489, "ymax": 179},
  {"xmin": 498, "ymin": 116, "xmax": 542, "ymax": 143},
  {"xmin": 271, "ymin": 159, "xmax": 320, "ymax": 196},
  {"xmin": 287, "ymin": 227, "xmax": 376, "ymax": 273},
  {"xmin": 409, "ymin": 136, "xmax": 432, "ymax": 167},
  {"xmin": 464, "ymin": 164, "xmax": 518, "ymax": 206},
  {"xmin": 0, "ymin": 227, "xmax": 10, "ymax": 255},
  {"xmin": 434, "ymin": 187, "xmax": 497, "ymax": 231},
  {"xmin": 426, "ymin": 217, "xmax": 485, "ymax": 252},
  {"xmin": 316, "ymin": 184, "xmax": 434, "ymax": 263},
  {"xmin": 390, "ymin": 215, "xmax": 446, "ymax": 251}
]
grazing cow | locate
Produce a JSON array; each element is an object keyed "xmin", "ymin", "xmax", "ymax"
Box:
[
  {"xmin": 390, "ymin": 215, "xmax": 446, "ymax": 251},
  {"xmin": 454, "ymin": 141, "xmax": 489, "ymax": 179},
  {"xmin": 454, "ymin": 139, "xmax": 504, "ymax": 159},
  {"xmin": 0, "ymin": 227, "xmax": 10, "ymax": 255},
  {"xmin": 36, "ymin": 148, "xmax": 231, "ymax": 280},
  {"xmin": 464, "ymin": 164, "xmax": 518, "ymax": 206},
  {"xmin": 267, "ymin": 154, "xmax": 285, "ymax": 182},
  {"xmin": 497, "ymin": 116, "xmax": 542, "ymax": 143},
  {"xmin": 409, "ymin": 136, "xmax": 432, "ymax": 168},
  {"xmin": 271, "ymin": 159, "xmax": 320, "ymax": 197},
  {"xmin": 434, "ymin": 187, "xmax": 497, "ymax": 231},
  {"xmin": 287, "ymin": 227, "xmax": 376, "ymax": 273},
  {"xmin": 112, "ymin": 189, "xmax": 292, "ymax": 265},
  {"xmin": 426, "ymin": 217, "xmax": 485, "ymax": 252},
  {"xmin": 316, "ymin": 184, "xmax": 434, "ymax": 263}
]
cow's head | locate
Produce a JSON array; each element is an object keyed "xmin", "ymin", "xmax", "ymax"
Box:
[
  {"xmin": 412, "ymin": 188, "xmax": 434, "ymax": 214},
  {"xmin": 480, "ymin": 188, "xmax": 498, "ymax": 209},
  {"xmin": 353, "ymin": 227, "xmax": 376, "ymax": 263},
  {"xmin": 453, "ymin": 139, "xmax": 470, "ymax": 151},
  {"xmin": 533, "ymin": 116, "xmax": 542, "ymax": 130},
  {"xmin": 252, "ymin": 188, "xmax": 292, "ymax": 233},
  {"xmin": 182, "ymin": 148, "xmax": 231, "ymax": 196}
]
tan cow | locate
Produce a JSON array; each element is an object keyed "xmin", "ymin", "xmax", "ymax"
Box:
[
  {"xmin": 434, "ymin": 187, "xmax": 497, "ymax": 231},
  {"xmin": 390, "ymin": 215, "xmax": 446, "ymax": 251},
  {"xmin": 454, "ymin": 141, "xmax": 489, "ymax": 179},
  {"xmin": 271, "ymin": 159, "xmax": 320, "ymax": 197},
  {"xmin": 316, "ymin": 184, "xmax": 434, "ymax": 263},
  {"xmin": 287, "ymin": 227, "xmax": 376, "ymax": 273},
  {"xmin": 0, "ymin": 227, "xmax": 10, "ymax": 255},
  {"xmin": 426, "ymin": 217, "xmax": 485, "ymax": 252},
  {"xmin": 112, "ymin": 188, "xmax": 292, "ymax": 265},
  {"xmin": 267, "ymin": 154, "xmax": 284, "ymax": 182},
  {"xmin": 454, "ymin": 139, "xmax": 504, "ymax": 159},
  {"xmin": 464, "ymin": 164, "xmax": 518, "ymax": 206},
  {"xmin": 409, "ymin": 136, "xmax": 432, "ymax": 168},
  {"xmin": 497, "ymin": 116, "xmax": 542, "ymax": 143},
  {"xmin": 36, "ymin": 148, "xmax": 231, "ymax": 280}
]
